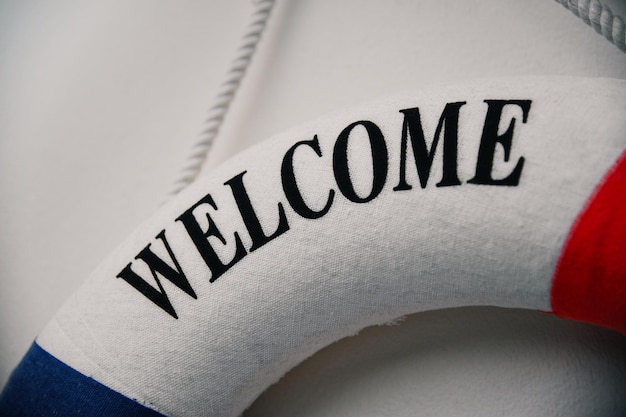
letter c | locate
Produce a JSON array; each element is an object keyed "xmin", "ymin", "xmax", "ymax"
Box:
[{"xmin": 281, "ymin": 135, "xmax": 335, "ymax": 219}]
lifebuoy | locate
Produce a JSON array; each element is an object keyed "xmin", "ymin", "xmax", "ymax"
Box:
[{"xmin": 1, "ymin": 77, "xmax": 625, "ymax": 416}]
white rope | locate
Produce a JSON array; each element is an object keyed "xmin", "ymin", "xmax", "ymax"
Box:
[
  {"xmin": 167, "ymin": 0, "xmax": 276, "ymax": 198},
  {"xmin": 168, "ymin": 0, "xmax": 623, "ymax": 199},
  {"xmin": 556, "ymin": 0, "xmax": 626, "ymax": 51}
]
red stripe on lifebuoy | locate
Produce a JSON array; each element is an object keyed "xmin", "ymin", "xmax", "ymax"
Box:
[{"xmin": 552, "ymin": 150, "xmax": 626, "ymax": 334}]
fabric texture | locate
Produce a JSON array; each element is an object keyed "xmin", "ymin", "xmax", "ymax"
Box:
[
  {"xmin": 551, "ymin": 150, "xmax": 626, "ymax": 333},
  {"xmin": 5, "ymin": 77, "xmax": 620, "ymax": 417},
  {"xmin": 1, "ymin": 2, "xmax": 625, "ymax": 416}
]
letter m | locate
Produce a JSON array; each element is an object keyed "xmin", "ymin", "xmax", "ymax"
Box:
[
  {"xmin": 116, "ymin": 230, "xmax": 196, "ymax": 319},
  {"xmin": 394, "ymin": 102, "xmax": 465, "ymax": 190}
]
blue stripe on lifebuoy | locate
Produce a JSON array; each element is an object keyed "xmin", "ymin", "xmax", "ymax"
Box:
[{"xmin": 0, "ymin": 343, "xmax": 164, "ymax": 417}]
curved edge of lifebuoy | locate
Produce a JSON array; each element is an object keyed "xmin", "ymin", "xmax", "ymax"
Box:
[
  {"xmin": 551, "ymin": 149, "xmax": 626, "ymax": 332},
  {"xmin": 1, "ymin": 76, "xmax": 625, "ymax": 417}
]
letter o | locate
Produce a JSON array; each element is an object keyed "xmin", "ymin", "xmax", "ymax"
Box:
[{"xmin": 333, "ymin": 120, "xmax": 389, "ymax": 203}]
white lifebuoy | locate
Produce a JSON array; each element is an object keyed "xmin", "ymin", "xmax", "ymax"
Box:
[{"xmin": 1, "ymin": 77, "xmax": 625, "ymax": 416}]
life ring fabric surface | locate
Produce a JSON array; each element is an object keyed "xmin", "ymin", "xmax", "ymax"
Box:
[{"xmin": 1, "ymin": 76, "xmax": 625, "ymax": 417}]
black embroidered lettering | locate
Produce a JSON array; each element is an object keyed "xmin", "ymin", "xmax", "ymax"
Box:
[
  {"xmin": 333, "ymin": 121, "xmax": 389, "ymax": 203},
  {"xmin": 176, "ymin": 193, "xmax": 247, "ymax": 282},
  {"xmin": 394, "ymin": 102, "xmax": 465, "ymax": 191},
  {"xmin": 225, "ymin": 171, "xmax": 290, "ymax": 252},
  {"xmin": 468, "ymin": 100, "xmax": 531, "ymax": 186},
  {"xmin": 281, "ymin": 136, "xmax": 335, "ymax": 219},
  {"xmin": 116, "ymin": 230, "xmax": 195, "ymax": 319}
]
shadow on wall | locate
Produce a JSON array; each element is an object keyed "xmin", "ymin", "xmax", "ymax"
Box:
[{"xmin": 245, "ymin": 306, "xmax": 626, "ymax": 417}]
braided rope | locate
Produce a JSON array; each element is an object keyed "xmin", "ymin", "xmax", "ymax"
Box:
[
  {"xmin": 168, "ymin": 0, "xmax": 623, "ymax": 199},
  {"xmin": 167, "ymin": 0, "xmax": 276, "ymax": 198},
  {"xmin": 556, "ymin": 0, "xmax": 626, "ymax": 51}
]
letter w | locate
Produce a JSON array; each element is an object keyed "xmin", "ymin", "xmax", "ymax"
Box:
[{"xmin": 117, "ymin": 230, "xmax": 197, "ymax": 319}]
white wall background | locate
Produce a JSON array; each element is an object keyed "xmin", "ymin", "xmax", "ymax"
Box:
[{"xmin": 1, "ymin": 1, "xmax": 625, "ymax": 415}]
